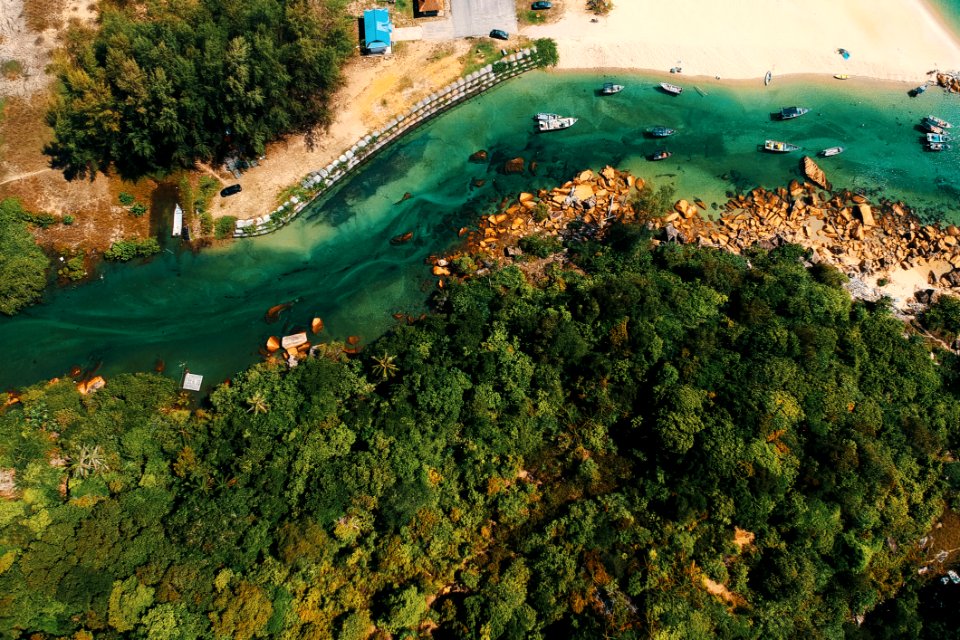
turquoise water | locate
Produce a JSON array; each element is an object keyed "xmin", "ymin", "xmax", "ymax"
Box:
[
  {"xmin": 929, "ymin": 0, "xmax": 960, "ymax": 41},
  {"xmin": 2, "ymin": 71, "xmax": 959, "ymax": 389}
]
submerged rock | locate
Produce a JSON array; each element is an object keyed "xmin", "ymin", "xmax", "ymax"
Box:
[{"xmin": 469, "ymin": 149, "xmax": 488, "ymax": 163}]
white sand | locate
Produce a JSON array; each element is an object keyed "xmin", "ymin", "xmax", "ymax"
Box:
[{"xmin": 524, "ymin": 0, "xmax": 960, "ymax": 82}]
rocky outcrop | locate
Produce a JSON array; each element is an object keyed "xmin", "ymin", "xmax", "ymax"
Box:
[
  {"xmin": 503, "ymin": 157, "xmax": 525, "ymax": 174},
  {"xmin": 469, "ymin": 150, "xmax": 488, "ymax": 163},
  {"xmin": 936, "ymin": 71, "xmax": 960, "ymax": 94},
  {"xmin": 802, "ymin": 156, "xmax": 831, "ymax": 191}
]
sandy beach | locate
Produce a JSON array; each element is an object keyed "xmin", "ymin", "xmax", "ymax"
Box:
[{"xmin": 527, "ymin": 0, "xmax": 960, "ymax": 82}]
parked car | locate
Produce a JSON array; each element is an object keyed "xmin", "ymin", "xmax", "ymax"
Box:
[
  {"xmin": 489, "ymin": 29, "xmax": 509, "ymax": 40},
  {"xmin": 531, "ymin": 1, "xmax": 552, "ymax": 9},
  {"xmin": 220, "ymin": 184, "xmax": 242, "ymax": 197}
]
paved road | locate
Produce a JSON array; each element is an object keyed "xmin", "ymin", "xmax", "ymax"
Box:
[{"xmin": 422, "ymin": 0, "xmax": 518, "ymax": 40}]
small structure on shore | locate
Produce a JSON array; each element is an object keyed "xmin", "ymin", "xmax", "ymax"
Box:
[
  {"xmin": 181, "ymin": 371, "xmax": 203, "ymax": 392},
  {"xmin": 362, "ymin": 9, "xmax": 393, "ymax": 55},
  {"xmin": 415, "ymin": 0, "xmax": 442, "ymax": 16}
]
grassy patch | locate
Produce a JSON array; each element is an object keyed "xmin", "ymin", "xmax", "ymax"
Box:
[
  {"xmin": 1, "ymin": 60, "xmax": 24, "ymax": 80},
  {"xmin": 24, "ymin": 0, "xmax": 66, "ymax": 31},
  {"xmin": 461, "ymin": 40, "xmax": 502, "ymax": 76}
]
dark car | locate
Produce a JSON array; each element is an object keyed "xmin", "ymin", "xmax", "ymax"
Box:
[
  {"xmin": 531, "ymin": 1, "xmax": 552, "ymax": 9},
  {"xmin": 220, "ymin": 184, "xmax": 242, "ymax": 197},
  {"xmin": 489, "ymin": 29, "xmax": 509, "ymax": 40}
]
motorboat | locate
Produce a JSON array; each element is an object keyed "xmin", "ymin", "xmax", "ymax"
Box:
[
  {"xmin": 927, "ymin": 133, "xmax": 950, "ymax": 143},
  {"xmin": 927, "ymin": 142, "xmax": 946, "ymax": 152},
  {"xmin": 648, "ymin": 126, "xmax": 676, "ymax": 137},
  {"xmin": 763, "ymin": 140, "xmax": 800, "ymax": 153},
  {"xmin": 778, "ymin": 106, "xmax": 810, "ymax": 120},
  {"xmin": 925, "ymin": 115, "xmax": 952, "ymax": 129},
  {"xmin": 659, "ymin": 82, "xmax": 683, "ymax": 95},
  {"xmin": 764, "ymin": 71, "xmax": 772, "ymax": 86},
  {"xmin": 834, "ymin": 74, "xmax": 849, "ymax": 80},
  {"xmin": 534, "ymin": 113, "xmax": 561, "ymax": 121},
  {"xmin": 601, "ymin": 82, "xmax": 624, "ymax": 95},
  {"xmin": 538, "ymin": 116, "xmax": 578, "ymax": 132},
  {"xmin": 819, "ymin": 146, "xmax": 845, "ymax": 157}
]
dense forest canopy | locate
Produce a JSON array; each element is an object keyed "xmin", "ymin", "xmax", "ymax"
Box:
[
  {"xmin": 2, "ymin": 231, "xmax": 960, "ymax": 637},
  {"xmin": 44, "ymin": 0, "xmax": 355, "ymax": 180}
]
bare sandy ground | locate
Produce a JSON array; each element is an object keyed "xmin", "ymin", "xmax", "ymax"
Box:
[{"xmin": 525, "ymin": 0, "xmax": 960, "ymax": 82}]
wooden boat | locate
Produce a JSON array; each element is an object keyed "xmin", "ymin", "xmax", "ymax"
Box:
[
  {"xmin": 764, "ymin": 71, "xmax": 772, "ymax": 86},
  {"xmin": 778, "ymin": 106, "xmax": 810, "ymax": 120},
  {"xmin": 819, "ymin": 146, "xmax": 845, "ymax": 157},
  {"xmin": 649, "ymin": 149, "xmax": 672, "ymax": 161},
  {"xmin": 659, "ymin": 82, "xmax": 683, "ymax": 95},
  {"xmin": 833, "ymin": 74, "xmax": 849, "ymax": 80},
  {"xmin": 601, "ymin": 82, "xmax": 624, "ymax": 95},
  {"xmin": 763, "ymin": 140, "xmax": 800, "ymax": 153},
  {"xmin": 538, "ymin": 116, "xmax": 578, "ymax": 132},
  {"xmin": 926, "ymin": 115, "xmax": 952, "ymax": 129},
  {"xmin": 648, "ymin": 126, "xmax": 676, "ymax": 137}
]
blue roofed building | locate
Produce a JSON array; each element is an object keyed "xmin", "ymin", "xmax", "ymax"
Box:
[{"xmin": 362, "ymin": 8, "xmax": 392, "ymax": 55}]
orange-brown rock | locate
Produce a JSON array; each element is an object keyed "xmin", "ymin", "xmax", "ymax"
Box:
[
  {"xmin": 469, "ymin": 150, "xmax": 488, "ymax": 163},
  {"xmin": 858, "ymin": 204, "xmax": 875, "ymax": 228},
  {"xmin": 802, "ymin": 156, "xmax": 832, "ymax": 191},
  {"xmin": 311, "ymin": 317, "xmax": 324, "ymax": 334},
  {"xmin": 266, "ymin": 336, "xmax": 280, "ymax": 352},
  {"xmin": 504, "ymin": 157, "xmax": 525, "ymax": 174}
]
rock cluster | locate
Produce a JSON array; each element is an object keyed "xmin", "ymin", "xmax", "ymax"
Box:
[
  {"xmin": 935, "ymin": 71, "xmax": 960, "ymax": 94},
  {"xmin": 435, "ymin": 162, "xmax": 960, "ymax": 303}
]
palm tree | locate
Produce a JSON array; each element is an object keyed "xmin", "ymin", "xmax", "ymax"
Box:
[
  {"xmin": 372, "ymin": 352, "xmax": 399, "ymax": 379},
  {"xmin": 246, "ymin": 391, "xmax": 270, "ymax": 414},
  {"xmin": 71, "ymin": 444, "xmax": 108, "ymax": 479}
]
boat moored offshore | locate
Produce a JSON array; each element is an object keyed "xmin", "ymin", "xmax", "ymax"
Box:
[
  {"xmin": 763, "ymin": 140, "xmax": 800, "ymax": 153},
  {"xmin": 925, "ymin": 115, "xmax": 952, "ymax": 129},
  {"xmin": 659, "ymin": 82, "xmax": 683, "ymax": 95},
  {"xmin": 778, "ymin": 106, "xmax": 810, "ymax": 120},
  {"xmin": 601, "ymin": 82, "xmax": 625, "ymax": 95},
  {"xmin": 538, "ymin": 116, "xmax": 578, "ymax": 132},
  {"xmin": 819, "ymin": 146, "xmax": 845, "ymax": 157},
  {"xmin": 648, "ymin": 126, "xmax": 676, "ymax": 137}
]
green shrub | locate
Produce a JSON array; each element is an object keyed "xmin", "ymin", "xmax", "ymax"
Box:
[
  {"xmin": 104, "ymin": 237, "xmax": 161, "ymax": 261},
  {"xmin": 58, "ymin": 252, "xmax": 87, "ymax": 281},
  {"xmin": 1, "ymin": 59, "xmax": 23, "ymax": 80},
  {"xmin": 118, "ymin": 192, "xmax": 136, "ymax": 206},
  {"xmin": 922, "ymin": 294, "xmax": 960, "ymax": 341},
  {"xmin": 518, "ymin": 234, "xmax": 563, "ymax": 258},
  {"xmin": 533, "ymin": 38, "xmax": 559, "ymax": 67},
  {"xmin": 129, "ymin": 203, "xmax": 148, "ymax": 217},
  {"xmin": 196, "ymin": 176, "xmax": 221, "ymax": 213},
  {"xmin": 533, "ymin": 201, "xmax": 550, "ymax": 223},
  {"xmin": 62, "ymin": 215, "xmax": 75, "ymax": 225},
  {"xmin": 214, "ymin": 216, "xmax": 237, "ymax": 240},
  {"xmin": 0, "ymin": 198, "xmax": 50, "ymax": 315},
  {"xmin": 200, "ymin": 212, "xmax": 214, "ymax": 236}
]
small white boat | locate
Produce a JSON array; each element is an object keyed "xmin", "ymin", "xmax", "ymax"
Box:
[
  {"xmin": 927, "ymin": 142, "xmax": 946, "ymax": 152},
  {"xmin": 534, "ymin": 112, "xmax": 561, "ymax": 121},
  {"xmin": 819, "ymin": 146, "xmax": 845, "ymax": 157},
  {"xmin": 648, "ymin": 126, "xmax": 676, "ymax": 137},
  {"xmin": 927, "ymin": 133, "xmax": 949, "ymax": 143},
  {"xmin": 926, "ymin": 115, "xmax": 952, "ymax": 129},
  {"xmin": 659, "ymin": 82, "xmax": 683, "ymax": 95},
  {"xmin": 763, "ymin": 139, "xmax": 800, "ymax": 153},
  {"xmin": 601, "ymin": 82, "xmax": 624, "ymax": 95},
  {"xmin": 764, "ymin": 71, "xmax": 772, "ymax": 86},
  {"xmin": 833, "ymin": 74, "xmax": 849, "ymax": 80},
  {"xmin": 538, "ymin": 116, "xmax": 578, "ymax": 132}
]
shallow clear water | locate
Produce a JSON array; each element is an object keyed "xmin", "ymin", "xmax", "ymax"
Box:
[{"xmin": 2, "ymin": 71, "xmax": 959, "ymax": 389}]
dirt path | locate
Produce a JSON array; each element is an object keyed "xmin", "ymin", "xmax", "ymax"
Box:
[{"xmin": 0, "ymin": 168, "xmax": 54, "ymax": 186}]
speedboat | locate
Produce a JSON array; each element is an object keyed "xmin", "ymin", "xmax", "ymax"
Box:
[
  {"xmin": 538, "ymin": 116, "xmax": 578, "ymax": 132},
  {"xmin": 763, "ymin": 140, "xmax": 800, "ymax": 153},
  {"xmin": 648, "ymin": 126, "xmax": 676, "ymax": 137},
  {"xmin": 927, "ymin": 133, "xmax": 949, "ymax": 144},
  {"xmin": 819, "ymin": 146, "xmax": 845, "ymax": 157},
  {"xmin": 650, "ymin": 149, "xmax": 672, "ymax": 161},
  {"xmin": 925, "ymin": 115, "xmax": 952, "ymax": 129},
  {"xmin": 779, "ymin": 106, "xmax": 810, "ymax": 120},
  {"xmin": 659, "ymin": 82, "xmax": 683, "ymax": 95},
  {"xmin": 601, "ymin": 82, "xmax": 624, "ymax": 95},
  {"xmin": 927, "ymin": 142, "xmax": 945, "ymax": 152}
]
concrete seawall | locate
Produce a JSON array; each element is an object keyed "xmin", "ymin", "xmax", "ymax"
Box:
[{"xmin": 235, "ymin": 48, "xmax": 542, "ymax": 238}]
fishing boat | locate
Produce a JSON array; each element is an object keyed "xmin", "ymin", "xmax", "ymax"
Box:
[
  {"xmin": 535, "ymin": 112, "xmax": 561, "ymax": 121},
  {"xmin": 819, "ymin": 146, "xmax": 845, "ymax": 157},
  {"xmin": 921, "ymin": 120, "xmax": 946, "ymax": 134},
  {"xmin": 925, "ymin": 115, "xmax": 952, "ymax": 129},
  {"xmin": 648, "ymin": 126, "xmax": 676, "ymax": 137},
  {"xmin": 910, "ymin": 85, "xmax": 927, "ymax": 97},
  {"xmin": 926, "ymin": 133, "xmax": 949, "ymax": 144},
  {"xmin": 650, "ymin": 149, "xmax": 672, "ymax": 161},
  {"xmin": 659, "ymin": 82, "xmax": 683, "ymax": 95},
  {"xmin": 927, "ymin": 142, "xmax": 946, "ymax": 152},
  {"xmin": 833, "ymin": 74, "xmax": 849, "ymax": 80},
  {"xmin": 778, "ymin": 106, "xmax": 810, "ymax": 120},
  {"xmin": 764, "ymin": 71, "xmax": 772, "ymax": 86},
  {"xmin": 538, "ymin": 116, "xmax": 578, "ymax": 132},
  {"xmin": 601, "ymin": 82, "xmax": 624, "ymax": 95},
  {"xmin": 763, "ymin": 140, "xmax": 800, "ymax": 153}
]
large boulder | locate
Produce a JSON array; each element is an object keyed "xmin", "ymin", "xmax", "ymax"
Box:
[
  {"xmin": 504, "ymin": 157, "xmax": 525, "ymax": 174},
  {"xmin": 802, "ymin": 156, "xmax": 832, "ymax": 191}
]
